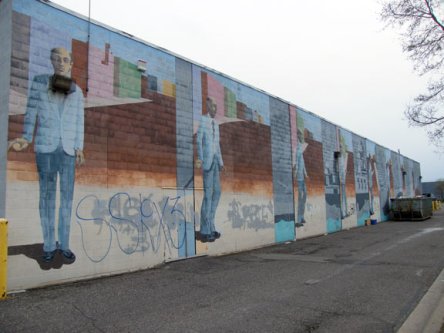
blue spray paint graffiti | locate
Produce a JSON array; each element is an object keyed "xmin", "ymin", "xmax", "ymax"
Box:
[{"xmin": 75, "ymin": 193, "xmax": 190, "ymax": 263}]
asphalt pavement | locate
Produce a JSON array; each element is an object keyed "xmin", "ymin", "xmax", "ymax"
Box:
[{"xmin": 1, "ymin": 210, "xmax": 444, "ymax": 333}]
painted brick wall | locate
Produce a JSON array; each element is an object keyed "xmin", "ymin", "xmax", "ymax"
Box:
[
  {"xmin": 270, "ymin": 98, "xmax": 295, "ymax": 242},
  {"xmin": 1, "ymin": 0, "xmax": 422, "ymax": 290}
]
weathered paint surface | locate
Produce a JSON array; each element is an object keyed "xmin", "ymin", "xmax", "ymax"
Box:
[{"xmin": 0, "ymin": 0, "xmax": 422, "ymax": 290}]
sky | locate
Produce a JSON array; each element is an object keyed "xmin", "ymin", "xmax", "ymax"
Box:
[{"xmin": 50, "ymin": 0, "xmax": 443, "ymax": 182}]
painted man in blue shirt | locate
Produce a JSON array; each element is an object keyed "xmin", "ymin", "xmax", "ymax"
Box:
[
  {"xmin": 338, "ymin": 135, "xmax": 349, "ymax": 219},
  {"xmin": 295, "ymin": 129, "xmax": 308, "ymax": 227},
  {"xmin": 9, "ymin": 47, "xmax": 84, "ymax": 263},
  {"xmin": 196, "ymin": 97, "xmax": 224, "ymax": 242}
]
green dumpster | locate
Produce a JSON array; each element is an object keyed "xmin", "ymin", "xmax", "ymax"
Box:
[{"xmin": 390, "ymin": 197, "xmax": 433, "ymax": 221}]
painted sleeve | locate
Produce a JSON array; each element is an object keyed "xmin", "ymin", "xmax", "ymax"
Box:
[
  {"xmin": 196, "ymin": 119, "xmax": 204, "ymax": 161},
  {"xmin": 75, "ymin": 91, "xmax": 84, "ymax": 150},
  {"xmin": 22, "ymin": 78, "xmax": 40, "ymax": 143},
  {"xmin": 217, "ymin": 125, "xmax": 223, "ymax": 167}
]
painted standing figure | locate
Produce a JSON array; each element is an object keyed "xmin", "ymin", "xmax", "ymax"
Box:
[
  {"xmin": 367, "ymin": 154, "xmax": 375, "ymax": 215},
  {"xmin": 295, "ymin": 129, "xmax": 308, "ymax": 227},
  {"xmin": 196, "ymin": 97, "xmax": 224, "ymax": 242},
  {"xmin": 9, "ymin": 47, "xmax": 84, "ymax": 263},
  {"xmin": 338, "ymin": 135, "xmax": 349, "ymax": 219}
]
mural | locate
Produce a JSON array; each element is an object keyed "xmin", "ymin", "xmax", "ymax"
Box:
[
  {"xmin": 413, "ymin": 161, "xmax": 422, "ymax": 196},
  {"xmin": 195, "ymin": 96, "xmax": 224, "ymax": 243},
  {"xmin": 376, "ymin": 145, "xmax": 390, "ymax": 221},
  {"xmin": 366, "ymin": 141, "xmax": 380, "ymax": 221},
  {"xmin": 7, "ymin": 3, "xmax": 181, "ymax": 275},
  {"xmin": 293, "ymin": 110, "xmax": 308, "ymax": 227},
  {"xmin": 352, "ymin": 134, "xmax": 369, "ymax": 226},
  {"xmin": 271, "ymin": 98, "xmax": 294, "ymax": 242},
  {"xmin": 292, "ymin": 108, "xmax": 326, "ymax": 238},
  {"xmin": 391, "ymin": 150, "xmax": 403, "ymax": 198},
  {"xmin": 337, "ymin": 128, "xmax": 357, "ymax": 229},
  {"xmin": 0, "ymin": 0, "xmax": 422, "ymax": 291},
  {"xmin": 9, "ymin": 47, "xmax": 84, "ymax": 263},
  {"xmin": 322, "ymin": 120, "xmax": 341, "ymax": 233},
  {"xmin": 386, "ymin": 149, "xmax": 395, "ymax": 200},
  {"xmin": 192, "ymin": 68, "xmax": 274, "ymax": 253}
]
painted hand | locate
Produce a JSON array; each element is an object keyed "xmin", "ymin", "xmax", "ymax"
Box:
[
  {"xmin": 76, "ymin": 150, "xmax": 85, "ymax": 165},
  {"xmin": 8, "ymin": 138, "xmax": 29, "ymax": 151}
]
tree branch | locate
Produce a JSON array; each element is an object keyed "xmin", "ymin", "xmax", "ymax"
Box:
[{"xmin": 424, "ymin": 0, "xmax": 444, "ymax": 32}]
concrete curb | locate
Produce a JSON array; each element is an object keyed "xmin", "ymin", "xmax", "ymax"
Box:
[{"xmin": 398, "ymin": 267, "xmax": 444, "ymax": 333}]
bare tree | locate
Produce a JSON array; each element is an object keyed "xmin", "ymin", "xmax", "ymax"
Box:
[{"xmin": 381, "ymin": 0, "xmax": 444, "ymax": 147}]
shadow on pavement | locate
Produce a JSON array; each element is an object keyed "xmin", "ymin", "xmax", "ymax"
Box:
[{"xmin": 8, "ymin": 243, "xmax": 75, "ymax": 270}]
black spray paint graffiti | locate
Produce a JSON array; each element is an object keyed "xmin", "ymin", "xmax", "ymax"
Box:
[{"xmin": 75, "ymin": 192, "xmax": 189, "ymax": 263}]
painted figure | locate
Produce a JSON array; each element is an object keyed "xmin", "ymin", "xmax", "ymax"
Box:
[
  {"xmin": 196, "ymin": 97, "xmax": 224, "ymax": 242},
  {"xmin": 338, "ymin": 135, "xmax": 349, "ymax": 219},
  {"xmin": 294, "ymin": 129, "xmax": 308, "ymax": 227},
  {"xmin": 367, "ymin": 154, "xmax": 375, "ymax": 215},
  {"xmin": 9, "ymin": 47, "xmax": 84, "ymax": 262}
]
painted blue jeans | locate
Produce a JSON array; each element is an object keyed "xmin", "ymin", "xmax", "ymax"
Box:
[
  {"xmin": 200, "ymin": 157, "xmax": 221, "ymax": 236},
  {"xmin": 36, "ymin": 144, "xmax": 75, "ymax": 252},
  {"xmin": 297, "ymin": 180, "xmax": 307, "ymax": 223}
]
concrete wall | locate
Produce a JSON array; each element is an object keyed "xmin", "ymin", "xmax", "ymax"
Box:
[{"xmin": 2, "ymin": 0, "xmax": 423, "ymax": 290}]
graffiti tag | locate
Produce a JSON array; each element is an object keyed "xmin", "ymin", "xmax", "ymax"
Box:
[{"xmin": 75, "ymin": 193, "xmax": 189, "ymax": 262}]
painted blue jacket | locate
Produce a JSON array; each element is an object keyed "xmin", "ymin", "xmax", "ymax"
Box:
[
  {"xmin": 196, "ymin": 114, "xmax": 223, "ymax": 171},
  {"xmin": 23, "ymin": 74, "xmax": 84, "ymax": 156}
]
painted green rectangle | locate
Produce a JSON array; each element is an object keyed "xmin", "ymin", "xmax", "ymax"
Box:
[
  {"xmin": 114, "ymin": 57, "xmax": 141, "ymax": 98},
  {"xmin": 224, "ymin": 87, "xmax": 236, "ymax": 118}
]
